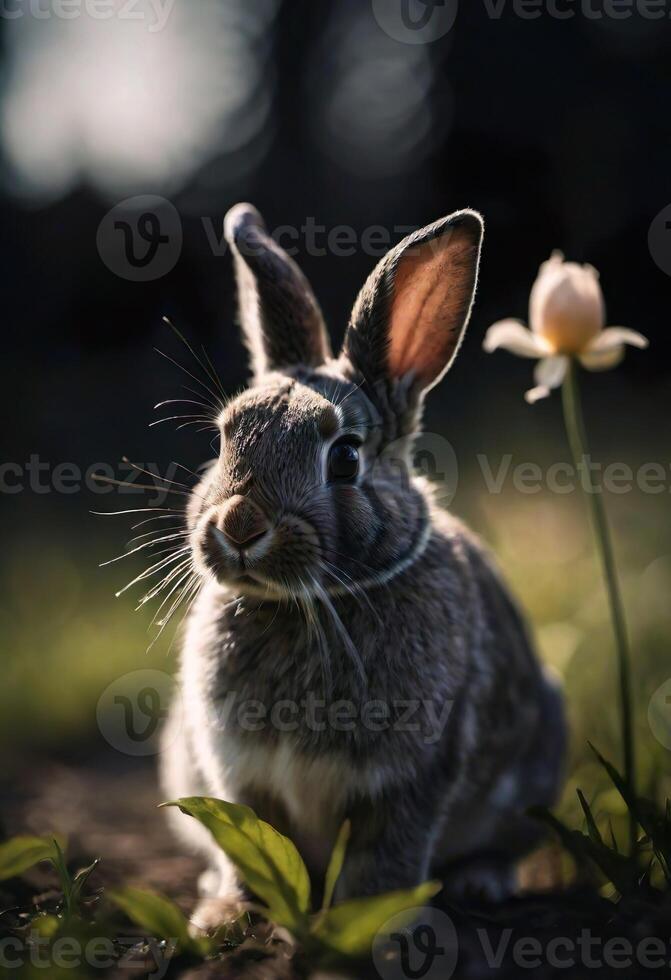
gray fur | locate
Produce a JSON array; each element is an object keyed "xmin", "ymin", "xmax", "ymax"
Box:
[{"xmin": 160, "ymin": 205, "xmax": 565, "ymax": 925}]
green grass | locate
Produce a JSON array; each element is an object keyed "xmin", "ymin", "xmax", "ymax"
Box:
[{"xmin": 0, "ymin": 538, "xmax": 174, "ymax": 753}]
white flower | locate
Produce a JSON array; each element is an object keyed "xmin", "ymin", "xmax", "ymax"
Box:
[{"xmin": 483, "ymin": 251, "xmax": 649, "ymax": 403}]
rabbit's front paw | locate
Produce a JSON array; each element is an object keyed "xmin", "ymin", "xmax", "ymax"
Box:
[
  {"xmin": 445, "ymin": 859, "xmax": 517, "ymax": 906},
  {"xmin": 189, "ymin": 895, "xmax": 246, "ymax": 936},
  {"xmin": 197, "ymin": 867, "xmax": 223, "ymax": 898}
]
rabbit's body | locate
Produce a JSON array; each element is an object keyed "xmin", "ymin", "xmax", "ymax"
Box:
[
  {"xmin": 159, "ymin": 204, "xmax": 565, "ymax": 923},
  {"xmin": 163, "ymin": 487, "xmax": 562, "ymax": 905}
]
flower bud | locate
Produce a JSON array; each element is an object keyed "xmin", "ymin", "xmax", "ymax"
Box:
[{"xmin": 529, "ymin": 251, "xmax": 604, "ymax": 354}]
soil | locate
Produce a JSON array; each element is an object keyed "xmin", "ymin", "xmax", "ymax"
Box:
[{"xmin": 2, "ymin": 751, "xmax": 670, "ymax": 979}]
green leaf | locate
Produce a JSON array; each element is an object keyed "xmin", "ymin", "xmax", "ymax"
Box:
[
  {"xmin": 0, "ymin": 835, "xmax": 63, "ymax": 881},
  {"xmin": 589, "ymin": 743, "xmax": 671, "ymax": 884},
  {"xmin": 51, "ymin": 839, "xmax": 73, "ymax": 914},
  {"xmin": 163, "ymin": 798, "xmax": 311, "ymax": 934},
  {"xmin": 322, "ymin": 820, "xmax": 350, "ymax": 911},
  {"xmin": 311, "ymin": 880, "xmax": 441, "ymax": 958},
  {"xmin": 71, "ymin": 858, "xmax": 100, "ymax": 908},
  {"xmin": 529, "ymin": 805, "xmax": 638, "ymax": 895},
  {"xmin": 31, "ymin": 914, "xmax": 61, "ymax": 939},
  {"xmin": 608, "ymin": 819, "xmax": 619, "ymax": 853},
  {"xmin": 576, "ymin": 789, "xmax": 603, "ymax": 846},
  {"xmin": 109, "ymin": 886, "xmax": 202, "ymax": 956}
]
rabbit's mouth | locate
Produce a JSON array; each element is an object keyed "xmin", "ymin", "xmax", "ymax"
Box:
[{"xmin": 194, "ymin": 508, "xmax": 324, "ymax": 599}]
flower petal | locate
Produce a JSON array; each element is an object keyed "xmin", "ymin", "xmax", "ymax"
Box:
[
  {"xmin": 579, "ymin": 346, "xmax": 625, "ymax": 371},
  {"xmin": 534, "ymin": 354, "xmax": 569, "ymax": 387},
  {"xmin": 580, "ymin": 327, "xmax": 649, "ymax": 372},
  {"xmin": 525, "ymin": 385, "xmax": 552, "ymax": 403},
  {"xmin": 524, "ymin": 355, "xmax": 568, "ymax": 403},
  {"xmin": 483, "ymin": 320, "xmax": 549, "ymax": 358},
  {"xmin": 584, "ymin": 327, "xmax": 649, "ymax": 352}
]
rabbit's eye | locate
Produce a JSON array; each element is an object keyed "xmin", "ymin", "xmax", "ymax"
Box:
[{"xmin": 328, "ymin": 442, "xmax": 360, "ymax": 481}]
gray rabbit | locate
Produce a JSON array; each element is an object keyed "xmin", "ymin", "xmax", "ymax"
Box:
[{"xmin": 160, "ymin": 203, "xmax": 565, "ymax": 930}]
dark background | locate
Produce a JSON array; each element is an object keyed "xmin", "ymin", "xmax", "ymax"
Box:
[
  {"xmin": 1, "ymin": 0, "xmax": 669, "ymax": 806},
  {"xmin": 3, "ymin": 0, "xmax": 669, "ymax": 481}
]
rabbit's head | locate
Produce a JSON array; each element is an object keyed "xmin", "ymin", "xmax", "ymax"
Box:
[{"xmin": 190, "ymin": 203, "xmax": 483, "ymax": 599}]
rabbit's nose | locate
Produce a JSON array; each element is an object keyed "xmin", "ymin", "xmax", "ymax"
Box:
[{"xmin": 217, "ymin": 495, "xmax": 270, "ymax": 549}]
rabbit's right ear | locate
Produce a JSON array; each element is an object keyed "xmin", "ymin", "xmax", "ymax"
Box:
[
  {"xmin": 224, "ymin": 203, "xmax": 331, "ymax": 378},
  {"xmin": 341, "ymin": 210, "xmax": 483, "ymax": 434}
]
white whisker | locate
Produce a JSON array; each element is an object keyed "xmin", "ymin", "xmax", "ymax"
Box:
[
  {"xmin": 137, "ymin": 557, "xmax": 193, "ymax": 606},
  {"xmin": 309, "ymin": 574, "xmax": 367, "ymax": 689},
  {"xmin": 130, "ymin": 514, "xmax": 186, "ymax": 531},
  {"xmin": 320, "ymin": 559, "xmax": 383, "ymax": 626},
  {"xmin": 164, "ymin": 576, "xmax": 202, "ymax": 656},
  {"xmin": 115, "ymin": 547, "xmax": 190, "ymax": 597},
  {"xmin": 92, "ymin": 507, "xmax": 181, "ymax": 517},
  {"xmin": 149, "ymin": 564, "xmax": 194, "ymax": 623},
  {"xmin": 126, "ymin": 526, "xmax": 187, "ymax": 547},
  {"xmin": 100, "ymin": 533, "xmax": 188, "ymax": 567}
]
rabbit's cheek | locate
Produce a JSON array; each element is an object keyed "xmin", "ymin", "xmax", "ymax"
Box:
[{"xmin": 333, "ymin": 485, "xmax": 378, "ymax": 547}]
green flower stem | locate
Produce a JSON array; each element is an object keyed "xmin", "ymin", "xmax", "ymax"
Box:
[{"xmin": 561, "ymin": 359, "xmax": 636, "ymax": 852}]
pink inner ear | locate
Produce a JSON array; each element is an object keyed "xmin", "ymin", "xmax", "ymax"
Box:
[{"xmin": 387, "ymin": 226, "xmax": 478, "ymax": 389}]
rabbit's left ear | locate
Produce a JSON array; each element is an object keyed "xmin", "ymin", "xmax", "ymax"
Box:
[
  {"xmin": 341, "ymin": 210, "xmax": 483, "ymax": 422},
  {"xmin": 225, "ymin": 203, "xmax": 331, "ymax": 378}
]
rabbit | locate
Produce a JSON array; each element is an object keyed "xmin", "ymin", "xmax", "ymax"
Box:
[{"xmin": 159, "ymin": 203, "xmax": 566, "ymax": 931}]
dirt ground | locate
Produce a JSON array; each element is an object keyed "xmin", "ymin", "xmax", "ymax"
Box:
[
  {"xmin": 1, "ymin": 751, "xmax": 201, "ymax": 911},
  {"xmin": 2, "ymin": 752, "xmax": 670, "ymax": 979},
  {"xmin": 0, "ymin": 751, "xmax": 338, "ymax": 977}
]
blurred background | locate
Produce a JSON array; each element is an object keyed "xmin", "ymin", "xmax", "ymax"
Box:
[{"xmin": 1, "ymin": 0, "xmax": 670, "ymax": 845}]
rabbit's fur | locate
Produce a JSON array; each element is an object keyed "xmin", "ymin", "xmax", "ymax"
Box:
[{"xmin": 160, "ymin": 204, "xmax": 565, "ymax": 925}]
